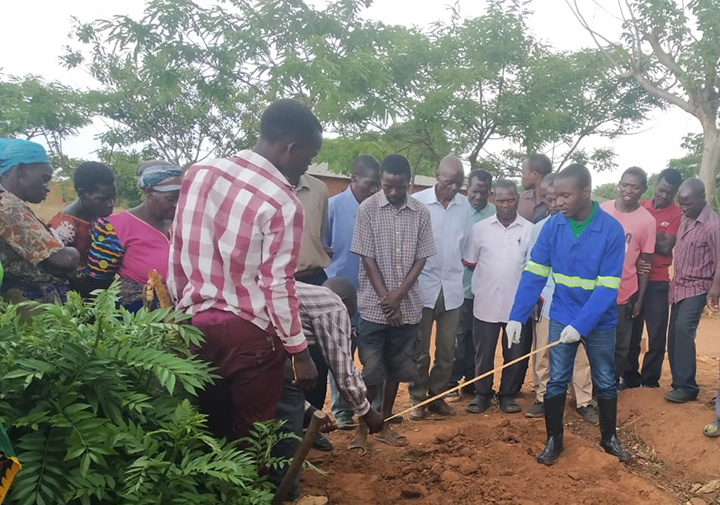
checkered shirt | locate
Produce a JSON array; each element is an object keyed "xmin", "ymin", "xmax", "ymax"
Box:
[
  {"xmin": 351, "ymin": 190, "xmax": 436, "ymax": 325},
  {"xmin": 670, "ymin": 203, "xmax": 720, "ymax": 305},
  {"xmin": 167, "ymin": 150, "xmax": 307, "ymax": 353},
  {"xmin": 296, "ymin": 282, "xmax": 370, "ymax": 416}
]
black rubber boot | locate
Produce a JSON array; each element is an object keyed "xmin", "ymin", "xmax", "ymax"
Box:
[
  {"xmin": 597, "ymin": 396, "xmax": 631, "ymax": 462},
  {"xmin": 537, "ymin": 393, "xmax": 566, "ymax": 466}
]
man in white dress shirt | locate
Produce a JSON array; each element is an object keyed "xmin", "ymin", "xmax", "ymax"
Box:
[
  {"xmin": 409, "ymin": 156, "xmax": 470, "ymax": 419},
  {"xmin": 463, "ymin": 179, "xmax": 534, "ymax": 415}
]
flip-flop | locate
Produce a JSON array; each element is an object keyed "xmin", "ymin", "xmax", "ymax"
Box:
[
  {"xmin": 348, "ymin": 435, "xmax": 368, "ymax": 456},
  {"xmin": 374, "ymin": 429, "xmax": 409, "ymax": 447}
]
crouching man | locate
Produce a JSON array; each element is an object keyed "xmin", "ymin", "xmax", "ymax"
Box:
[{"xmin": 270, "ymin": 278, "xmax": 383, "ymax": 499}]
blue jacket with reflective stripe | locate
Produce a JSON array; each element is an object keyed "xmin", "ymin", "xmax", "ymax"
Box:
[{"xmin": 509, "ymin": 205, "xmax": 625, "ymax": 336}]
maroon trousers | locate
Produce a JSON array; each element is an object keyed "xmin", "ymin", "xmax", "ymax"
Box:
[{"xmin": 192, "ymin": 309, "xmax": 286, "ymax": 440}]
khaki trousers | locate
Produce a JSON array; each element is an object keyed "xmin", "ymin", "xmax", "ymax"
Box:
[
  {"xmin": 532, "ymin": 317, "xmax": 593, "ymax": 407},
  {"xmin": 409, "ymin": 290, "xmax": 460, "ymax": 403}
]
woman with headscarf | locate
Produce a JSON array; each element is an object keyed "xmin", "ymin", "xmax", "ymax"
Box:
[
  {"xmin": 0, "ymin": 138, "xmax": 80, "ymax": 303},
  {"xmin": 49, "ymin": 161, "xmax": 117, "ymax": 294},
  {"xmin": 86, "ymin": 160, "xmax": 182, "ymax": 311}
]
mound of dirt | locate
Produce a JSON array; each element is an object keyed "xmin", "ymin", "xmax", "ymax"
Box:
[
  {"xmin": 298, "ymin": 315, "xmax": 720, "ymax": 504},
  {"xmin": 303, "ymin": 415, "xmax": 674, "ymax": 505}
]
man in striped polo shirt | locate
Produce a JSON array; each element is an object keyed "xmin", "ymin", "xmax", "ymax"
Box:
[{"xmin": 666, "ymin": 178, "xmax": 720, "ymax": 403}]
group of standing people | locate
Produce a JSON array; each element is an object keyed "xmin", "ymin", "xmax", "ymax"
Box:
[{"xmin": 2, "ymin": 98, "xmax": 720, "ymax": 499}]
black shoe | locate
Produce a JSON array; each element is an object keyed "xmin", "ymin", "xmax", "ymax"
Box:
[
  {"xmin": 467, "ymin": 395, "xmax": 492, "ymax": 414},
  {"xmin": 427, "ymin": 399, "xmax": 455, "ymax": 416},
  {"xmin": 499, "ymin": 396, "xmax": 521, "ymax": 414},
  {"xmin": 597, "ymin": 397, "xmax": 630, "ymax": 462},
  {"xmin": 462, "ymin": 384, "xmax": 476, "ymax": 396},
  {"xmin": 664, "ymin": 388, "xmax": 697, "ymax": 403},
  {"xmin": 525, "ymin": 400, "xmax": 545, "ymax": 418},
  {"xmin": 621, "ymin": 372, "xmax": 641, "ymax": 389},
  {"xmin": 537, "ymin": 393, "xmax": 565, "ymax": 466},
  {"xmin": 576, "ymin": 403, "xmax": 599, "ymax": 425},
  {"xmin": 312, "ymin": 433, "xmax": 334, "ymax": 452},
  {"xmin": 388, "ymin": 414, "xmax": 403, "ymax": 424}
]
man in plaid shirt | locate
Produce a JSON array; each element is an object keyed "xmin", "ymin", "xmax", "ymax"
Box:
[
  {"xmin": 271, "ymin": 278, "xmax": 384, "ymax": 498},
  {"xmin": 349, "ymin": 154, "xmax": 436, "ymax": 453},
  {"xmin": 168, "ymin": 99, "xmax": 321, "ymax": 439}
]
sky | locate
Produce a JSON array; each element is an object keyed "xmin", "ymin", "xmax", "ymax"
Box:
[{"xmin": 0, "ymin": 0, "xmax": 701, "ymax": 187}]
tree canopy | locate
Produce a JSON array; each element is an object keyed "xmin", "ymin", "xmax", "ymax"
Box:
[{"xmin": 0, "ymin": 0, "xmax": 681, "ymax": 186}]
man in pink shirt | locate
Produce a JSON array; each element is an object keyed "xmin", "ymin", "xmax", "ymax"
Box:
[
  {"xmin": 624, "ymin": 169, "xmax": 683, "ymax": 388},
  {"xmin": 600, "ymin": 167, "xmax": 656, "ymax": 382},
  {"xmin": 168, "ymin": 99, "xmax": 322, "ymax": 439}
]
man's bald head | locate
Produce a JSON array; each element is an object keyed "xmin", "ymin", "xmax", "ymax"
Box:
[
  {"xmin": 435, "ymin": 155, "xmax": 465, "ymax": 204},
  {"xmin": 323, "ymin": 277, "xmax": 358, "ymax": 317},
  {"xmin": 439, "ymin": 155, "xmax": 464, "ymax": 174},
  {"xmin": 677, "ymin": 177, "xmax": 707, "ymax": 219},
  {"xmin": 679, "ymin": 178, "xmax": 705, "ymax": 198}
]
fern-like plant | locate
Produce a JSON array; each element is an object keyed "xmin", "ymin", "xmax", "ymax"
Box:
[{"xmin": 0, "ymin": 283, "xmax": 291, "ymax": 505}]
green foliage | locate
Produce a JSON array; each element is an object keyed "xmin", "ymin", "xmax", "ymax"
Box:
[
  {"xmin": 572, "ymin": 0, "xmax": 720, "ymax": 195},
  {"xmin": 0, "ymin": 283, "xmax": 290, "ymax": 505},
  {"xmin": 62, "ymin": 1, "xmax": 267, "ymax": 166},
  {"xmin": 0, "ymin": 75, "xmax": 92, "ymax": 176},
  {"xmin": 54, "ymin": 0, "xmax": 656, "ymax": 179},
  {"xmin": 593, "ymin": 182, "xmax": 619, "ymax": 201},
  {"xmin": 667, "ymin": 133, "xmax": 706, "ymax": 179}
]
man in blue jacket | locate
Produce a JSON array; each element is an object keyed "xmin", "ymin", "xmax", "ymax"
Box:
[{"xmin": 506, "ymin": 163, "xmax": 630, "ymax": 465}]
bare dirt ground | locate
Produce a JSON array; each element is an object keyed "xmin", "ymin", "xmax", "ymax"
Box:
[{"xmin": 302, "ymin": 315, "xmax": 720, "ymax": 505}]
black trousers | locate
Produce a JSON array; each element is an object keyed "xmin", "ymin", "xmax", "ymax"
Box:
[
  {"xmin": 472, "ymin": 318, "xmax": 532, "ymax": 399},
  {"xmin": 668, "ymin": 293, "xmax": 706, "ymax": 396},
  {"xmin": 449, "ymin": 299, "xmax": 475, "ymax": 387},
  {"xmin": 304, "ymin": 344, "xmax": 329, "ymax": 410},
  {"xmin": 269, "ymin": 378, "xmax": 305, "ymax": 500},
  {"xmin": 624, "ymin": 281, "xmax": 670, "ymax": 387},
  {"xmin": 294, "ymin": 269, "xmax": 328, "ymax": 408}
]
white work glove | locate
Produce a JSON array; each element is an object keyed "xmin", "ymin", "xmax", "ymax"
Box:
[
  {"xmin": 506, "ymin": 321, "xmax": 523, "ymax": 349},
  {"xmin": 559, "ymin": 325, "xmax": 582, "ymax": 344}
]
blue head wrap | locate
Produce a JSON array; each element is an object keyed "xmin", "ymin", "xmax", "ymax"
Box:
[
  {"xmin": 137, "ymin": 160, "xmax": 182, "ymax": 192},
  {"xmin": 0, "ymin": 138, "xmax": 51, "ymax": 176}
]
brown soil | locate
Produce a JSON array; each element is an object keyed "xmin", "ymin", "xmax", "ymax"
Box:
[{"xmin": 302, "ymin": 315, "xmax": 720, "ymax": 505}]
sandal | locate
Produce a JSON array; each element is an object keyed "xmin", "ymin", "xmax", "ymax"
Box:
[
  {"xmin": 348, "ymin": 423, "xmax": 369, "ymax": 455},
  {"xmin": 374, "ymin": 429, "xmax": 409, "ymax": 447}
]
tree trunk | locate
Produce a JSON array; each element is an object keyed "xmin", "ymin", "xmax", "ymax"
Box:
[{"xmin": 698, "ymin": 125, "xmax": 720, "ymax": 207}]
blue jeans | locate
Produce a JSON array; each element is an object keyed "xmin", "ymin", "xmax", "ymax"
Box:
[
  {"xmin": 329, "ymin": 337, "xmax": 382, "ymax": 420},
  {"xmin": 329, "ymin": 374, "xmax": 383, "ymax": 420},
  {"xmin": 547, "ymin": 319, "xmax": 616, "ymax": 399}
]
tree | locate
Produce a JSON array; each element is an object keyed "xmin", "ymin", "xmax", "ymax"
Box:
[
  {"xmin": 62, "ymin": 0, "xmax": 270, "ymax": 167},
  {"xmin": 58, "ymin": 0, "xmax": 657, "ymax": 179},
  {"xmin": 568, "ymin": 0, "xmax": 720, "ymax": 201},
  {"xmin": 0, "ymin": 76, "xmax": 92, "ymax": 175},
  {"xmin": 593, "ymin": 182, "xmax": 619, "ymax": 200},
  {"xmin": 514, "ymin": 48, "xmax": 658, "ymax": 171}
]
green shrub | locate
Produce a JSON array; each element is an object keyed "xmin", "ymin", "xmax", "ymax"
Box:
[{"xmin": 0, "ymin": 284, "xmax": 291, "ymax": 505}]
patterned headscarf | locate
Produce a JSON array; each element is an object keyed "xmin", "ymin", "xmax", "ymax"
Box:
[
  {"xmin": 0, "ymin": 138, "xmax": 51, "ymax": 176},
  {"xmin": 136, "ymin": 160, "xmax": 182, "ymax": 192}
]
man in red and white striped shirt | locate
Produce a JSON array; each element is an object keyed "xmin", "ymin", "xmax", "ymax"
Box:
[
  {"xmin": 168, "ymin": 99, "xmax": 322, "ymax": 439},
  {"xmin": 666, "ymin": 178, "xmax": 720, "ymax": 404}
]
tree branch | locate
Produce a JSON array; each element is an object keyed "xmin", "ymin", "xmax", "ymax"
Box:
[
  {"xmin": 633, "ymin": 72, "xmax": 695, "ymax": 116},
  {"xmin": 645, "ymin": 32, "xmax": 688, "ymax": 86}
]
